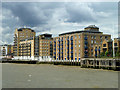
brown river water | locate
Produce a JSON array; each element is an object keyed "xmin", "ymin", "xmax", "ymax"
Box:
[{"xmin": 1, "ymin": 63, "xmax": 119, "ymax": 88}]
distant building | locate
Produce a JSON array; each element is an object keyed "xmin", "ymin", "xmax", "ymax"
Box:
[
  {"xmin": 102, "ymin": 38, "xmax": 120, "ymax": 56},
  {"xmin": 0, "ymin": 44, "xmax": 13, "ymax": 57},
  {"xmin": 53, "ymin": 25, "xmax": 111, "ymax": 60}
]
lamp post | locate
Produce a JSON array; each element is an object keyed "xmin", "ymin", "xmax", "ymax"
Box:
[{"xmin": 113, "ymin": 24, "xmax": 115, "ymax": 58}]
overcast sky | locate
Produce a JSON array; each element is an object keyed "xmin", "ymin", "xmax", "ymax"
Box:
[{"xmin": 1, "ymin": 2, "xmax": 118, "ymax": 45}]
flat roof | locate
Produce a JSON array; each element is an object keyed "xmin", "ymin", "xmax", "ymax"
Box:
[
  {"xmin": 59, "ymin": 30, "xmax": 102, "ymax": 36},
  {"xmin": 18, "ymin": 28, "xmax": 35, "ymax": 32}
]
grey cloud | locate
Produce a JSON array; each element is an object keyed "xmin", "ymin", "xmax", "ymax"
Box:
[
  {"xmin": 64, "ymin": 3, "xmax": 97, "ymax": 23},
  {"xmin": 1, "ymin": 2, "xmax": 118, "ymax": 44},
  {"xmin": 2, "ymin": 2, "xmax": 61, "ymax": 27}
]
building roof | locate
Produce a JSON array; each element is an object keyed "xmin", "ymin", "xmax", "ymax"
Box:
[
  {"xmin": 59, "ymin": 30, "xmax": 102, "ymax": 36},
  {"xmin": 18, "ymin": 28, "xmax": 35, "ymax": 32},
  {"xmin": 84, "ymin": 25, "xmax": 99, "ymax": 29}
]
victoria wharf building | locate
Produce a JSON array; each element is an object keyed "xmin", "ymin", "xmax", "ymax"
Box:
[{"xmin": 53, "ymin": 25, "xmax": 111, "ymax": 61}]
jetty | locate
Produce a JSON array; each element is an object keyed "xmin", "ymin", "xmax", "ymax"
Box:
[{"xmin": 81, "ymin": 58, "xmax": 120, "ymax": 70}]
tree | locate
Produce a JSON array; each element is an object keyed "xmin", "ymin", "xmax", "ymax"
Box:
[
  {"xmin": 99, "ymin": 52, "xmax": 104, "ymax": 58},
  {"xmin": 116, "ymin": 49, "xmax": 120, "ymax": 57},
  {"xmin": 105, "ymin": 51, "xmax": 109, "ymax": 57}
]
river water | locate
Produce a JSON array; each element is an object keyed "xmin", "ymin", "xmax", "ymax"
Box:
[{"xmin": 1, "ymin": 63, "xmax": 118, "ymax": 88}]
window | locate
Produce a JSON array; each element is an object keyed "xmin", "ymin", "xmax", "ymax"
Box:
[
  {"xmin": 91, "ymin": 52, "xmax": 93, "ymax": 56},
  {"xmin": 91, "ymin": 49, "xmax": 93, "ymax": 52},
  {"xmin": 103, "ymin": 44, "xmax": 106, "ymax": 47},
  {"xmin": 94, "ymin": 36, "xmax": 96, "ymax": 39},
  {"xmin": 75, "ymin": 35, "xmax": 77, "ymax": 39},
  {"xmin": 91, "ymin": 44, "xmax": 93, "ymax": 47},
  {"xmin": 105, "ymin": 36, "xmax": 108, "ymax": 39},
  {"xmin": 75, "ymin": 40, "xmax": 77, "ymax": 44},
  {"xmin": 100, "ymin": 36, "xmax": 102, "ymax": 39},
  {"xmin": 75, "ymin": 53, "xmax": 77, "ymax": 57},
  {"xmin": 79, "ymin": 45, "xmax": 80, "ymax": 47},
  {"xmin": 79, "ymin": 35, "xmax": 80, "ymax": 38},
  {"xmin": 114, "ymin": 43, "xmax": 117, "ymax": 46},
  {"xmin": 67, "ymin": 36, "xmax": 69, "ymax": 40},
  {"xmin": 75, "ymin": 45, "xmax": 77, "ymax": 47},
  {"xmin": 94, "ymin": 40, "xmax": 96, "ymax": 43},
  {"xmin": 91, "ymin": 40, "xmax": 93, "ymax": 43},
  {"xmin": 91, "ymin": 36, "xmax": 93, "ymax": 39}
]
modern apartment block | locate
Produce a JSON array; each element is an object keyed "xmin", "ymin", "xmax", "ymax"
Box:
[
  {"xmin": 19, "ymin": 37, "xmax": 35, "ymax": 59},
  {"xmin": 39, "ymin": 34, "xmax": 53, "ymax": 58},
  {"xmin": 18, "ymin": 33, "xmax": 53, "ymax": 60},
  {"xmin": 102, "ymin": 38, "xmax": 120, "ymax": 55},
  {"xmin": 13, "ymin": 28, "xmax": 36, "ymax": 56},
  {"xmin": 0, "ymin": 44, "xmax": 13, "ymax": 57},
  {"xmin": 13, "ymin": 27, "xmax": 53, "ymax": 60},
  {"xmin": 53, "ymin": 25, "xmax": 111, "ymax": 60}
]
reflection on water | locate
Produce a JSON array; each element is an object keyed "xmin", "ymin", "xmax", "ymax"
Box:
[{"xmin": 2, "ymin": 63, "xmax": 118, "ymax": 88}]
